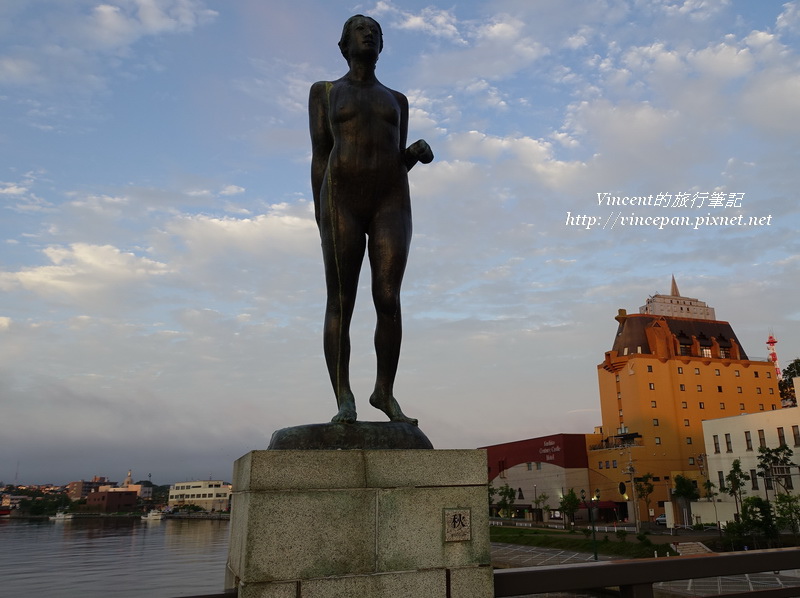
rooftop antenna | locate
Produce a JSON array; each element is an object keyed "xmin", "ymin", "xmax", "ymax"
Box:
[{"xmin": 767, "ymin": 331, "xmax": 782, "ymax": 379}]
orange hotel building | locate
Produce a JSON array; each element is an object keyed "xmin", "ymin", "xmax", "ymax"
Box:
[{"xmin": 593, "ymin": 279, "xmax": 780, "ymax": 521}]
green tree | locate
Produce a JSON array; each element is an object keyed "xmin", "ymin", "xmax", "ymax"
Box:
[
  {"xmin": 741, "ymin": 496, "xmax": 779, "ymax": 548},
  {"xmin": 781, "ymin": 358, "xmax": 800, "ymax": 407},
  {"xmin": 672, "ymin": 475, "xmax": 700, "ymax": 526},
  {"xmin": 774, "ymin": 493, "xmax": 800, "ymax": 540},
  {"xmin": 725, "ymin": 459, "xmax": 750, "ymax": 517},
  {"xmin": 559, "ymin": 488, "xmax": 581, "ymax": 528},
  {"xmin": 756, "ymin": 445, "xmax": 796, "ymax": 497},
  {"xmin": 496, "ymin": 483, "xmax": 516, "ymax": 518},
  {"xmin": 488, "ymin": 483, "xmax": 498, "ymax": 514},
  {"xmin": 634, "ymin": 473, "xmax": 655, "ymax": 523},
  {"xmin": 533, "ymin": 492, "xmax": 550, "ymax": 521}
]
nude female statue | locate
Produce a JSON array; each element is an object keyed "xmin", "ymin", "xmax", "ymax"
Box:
[{"xmin": 309, "ymin": 15, "xmax": 433, "ymax": 425}]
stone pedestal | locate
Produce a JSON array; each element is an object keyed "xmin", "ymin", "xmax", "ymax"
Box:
[{"xmin": 226, "ymin": 449, "xmax": 494, "ymax": 598}]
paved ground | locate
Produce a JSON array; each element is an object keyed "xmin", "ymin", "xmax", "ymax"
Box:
[{"xmin": 490, "ymin": 542, "xmax": 800, "ymax": 597}]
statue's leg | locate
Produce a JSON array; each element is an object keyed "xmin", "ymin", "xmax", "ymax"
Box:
[
  {"xmin": 367, "ymin": 202, "xmax": 417, "ymax": 425},
  {"xmin": 320, "ymin": 197, "xmax": 366, "ymax": 424}
]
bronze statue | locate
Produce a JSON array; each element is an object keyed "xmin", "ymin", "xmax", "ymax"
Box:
[{"xmin": 309, "ymin": 15, "xmax": 433, "ymax": 426}]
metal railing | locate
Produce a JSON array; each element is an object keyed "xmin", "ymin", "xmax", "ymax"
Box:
[
  {"xmin": 494, "ymin": 547, "xmax": 800, "ymax": 597},
  {"xmin": 186, "ymin": 547, "xmax": 800, "ymax": 598}
]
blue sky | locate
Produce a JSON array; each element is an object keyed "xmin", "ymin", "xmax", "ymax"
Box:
[{"xmin": 2, "ymin": 0, "xmax": 799, "ymax": 486}]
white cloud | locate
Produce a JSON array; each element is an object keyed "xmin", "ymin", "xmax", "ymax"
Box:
[
  {"xmin": 0, "ymin": 243, "xmax": 173, "ymax": 305},
  {"xmin": 220, "ymin": 185, "xmax": 245, "ymax": 196},
  {"xmin": 371, "ymin": 1, "xmax": 466, "ymax": 43},
  {"xmin": 776, "ymin": 1, "xmax": 800, "ymax": 33}
]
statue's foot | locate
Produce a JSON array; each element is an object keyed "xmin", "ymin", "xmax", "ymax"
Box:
[
  {"xmin": 332, "ymin": 392, "xmax": 357, "ymax": 424},
  {"xmin": 369, "ymin": 391, "xmax": 418, "ymax": 426}
]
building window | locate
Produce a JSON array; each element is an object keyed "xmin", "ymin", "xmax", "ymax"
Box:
[
  {"xmin": 612, "ymin": 460, "xmax": 617, "ymax": 468},
  {"xmin": 718, "ymin": 471, "xmax": 726, "ymax": 490},
  {"xmin": 745, "ymin": 430, "xmax": 753, "ymax": 451},
  {"xmin": 702, "ymin": 348, "xmax": 712, "ymax": 358},
  {"xmin": 720, "ymin": 402, "xmax": 726, "ymax": 410},
  {"xmin": 649, "ymin": 383, "xmax": 655, "ymax": 390},
  {"xmin": 653, "ymin": 419, "xmax": 659, "ymax": 427},
  {"xmin": 765, "ymin": 476, "xmax": 774, "ymax": 491},
  {"xmin": 606, "ymin": 461, "xmax": 610, "ymax": 469},
  {"xmin": 792, "ymin": 425, "xmax": 800, "ymax": 447},
  {"xmin": 759, "ymin": 404, "xmax": 765, "ymax": 411},
  {"xmin": 737, "ymin": 387, "xmax": 743, "ymax": 394},
  {"xmin": 616, "ymin": 374, "xmax": 620, "ymax": 382},
  {"xmin": 771, "ymin": 404, "xmax": 777, "ymax": 410},
  {"xmin": 717, "ymin": 386, "xmax": 723, "ymax": 393},
  {"xmin": 735, "ymin": 369, "xmax": 740, "ymax": 377},
  {"xmin": 655, "ymin": 437, "xmax": 661, "ymax": 445},
  {"xmin": 682, "ymin": 401, "xmax": 688, "ymax": 408},
  {"xmin": 713, "ymin": 435, "xmax": 720, "ymax": 453},
  {"xmin": 678, "ymin": 367, "xmax": 684, "ymax": 374},
  {"xmin": 754, "ymin": 371, "xmax": 759, "ymax": 378},
  {"xmin": 697, "ymin": 385, "xmax": 703, "ymax": 392},
  {"xmin": 751, "ymin": 470, "xmax": 759, "ymax": 490},
  {"xmin": 684, "ymin": 419, "xmax": 690, "ymax": 427},
  {"xmin": 757, "ymin": 388, "xmax": 762, "ymax": 394},
  {"xmin": 725, "ymin": 433, "xmax": 733, "ymax": 452},
  {"xmin": 767, "ymin": 372, "xmax": 772, "ymax": 378},
  {"xmin": 686, "ymin": 437, "xmax": 693, "ymax": 445},
  {"xmin": 527, "ymin": 462, "xmax": 533, "ymax": 470},
  {"xmin": 647, "ymin": 365, "xmax": 653, "ymax": 372},
  {"xmin": 688, "ymin": 457, "xmax": 695, "ymax": 465},
  {"xmin": 778, "ymin": 427, "xmax": 786, "ymax": 446},
  {"xmin": 715, "ymin": 369, "xmax": 720, "ymax": 376},
  {"xmin": 599, "ymin": 461, "xmax": 603, "ymax": 469},
  {"xmin": 695, "ymin": 368, "xmax": 700, "ymax": 375},
  {"xmin": 651, "ymin": 400, "xmax": 657, "ymax": 408},
  {"xmin": 699, "ymin": 402, "xmax": 705, "ymax": 409},
  {"xmin": 758, "ymin": 429, "xmax": 766, "ymax": 448},
  {"xmin": 680, "ymin": 384, "xmax": 686, "ymax": 391},
  {"xmin": 739, "ymin": 403, "xmax": 745, "ymax": 410},
  {"xmin": 720, "ymin": 348, "xmax": 730, "ymax": 358}
]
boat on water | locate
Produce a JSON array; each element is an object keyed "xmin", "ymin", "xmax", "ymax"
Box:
[
  {"xmin": 141, "ymin": 510, "xmax": 167, "ymax": 521},
  {"xmin": 50, "ymin": 511, "xmax": 74, "ymax": 521}
]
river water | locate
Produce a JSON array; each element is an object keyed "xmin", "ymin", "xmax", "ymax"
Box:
[{"xmin": 0, "ymin": 517, "xmax": 230, "ymax": 597}]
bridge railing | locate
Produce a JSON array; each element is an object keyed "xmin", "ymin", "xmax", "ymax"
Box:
[{"xmin": 187, "ymin": 546, "xmax": 800, "ymax": 598}]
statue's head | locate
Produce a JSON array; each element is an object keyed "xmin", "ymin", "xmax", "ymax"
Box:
[{"xmin": 339, "ymin": 15, "xmax": 383, "ymax": 63}]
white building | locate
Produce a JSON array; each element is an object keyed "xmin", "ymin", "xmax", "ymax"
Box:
[
  {"xmin": 693, "ymin": 408, "xmax": 800, "ymax": 524},
  {"xmin": 639, "ymin": 276, "xmax": 717, "ymax": 321},
  {"xmin": 168, "ymin": 480, "xmax": 231, "ymax": 512}
]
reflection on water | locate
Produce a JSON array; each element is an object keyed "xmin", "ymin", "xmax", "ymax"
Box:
[{"xmin": 0, "ymin": 518, "xmax": 230, "ymax": 598}]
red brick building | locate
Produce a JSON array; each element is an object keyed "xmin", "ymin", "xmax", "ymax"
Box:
[{"xmin": 86, "ymin": 490, "xmax": 137, "ymax": 513}]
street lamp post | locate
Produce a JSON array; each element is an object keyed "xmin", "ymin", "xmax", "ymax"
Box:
[{"xmin": 581, "ymin": 488, "xmax": 600, "ymax": 561}]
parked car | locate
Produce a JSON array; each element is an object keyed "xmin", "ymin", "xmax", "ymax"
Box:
[{"xmin": 654, "ymin": 513, "xmax": 667, "ymax": 526}]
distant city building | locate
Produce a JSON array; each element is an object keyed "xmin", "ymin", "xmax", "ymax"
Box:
[
  {"xmin": 86, "ymin": 490, "xmax": 138, "ymax": 513},
  {"xmin": 480, "ymin": 434, "xmax": 625, "ymax": 523},
  {"xmin": 639, "ymin": 276, "xmax": 716, "ymax": 320},
  {"xmin": 66, "ymin": 476, "xmax": 115, "ymax": 501},
  {"xmin": 597, "ymin": 278, "xmax": 781, "ymax": 521},
  {"xmin": 168, "ymin": 480, "xmax": 231, "ymax": 511},
  {"xmin": 99, "ymin": 470, "xmax": 153, "ymax": 500}
]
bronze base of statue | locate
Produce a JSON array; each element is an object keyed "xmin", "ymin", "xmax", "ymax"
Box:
[{"xmin": 268, "ymin": 421, "xmax": 433, "ymax": 450}]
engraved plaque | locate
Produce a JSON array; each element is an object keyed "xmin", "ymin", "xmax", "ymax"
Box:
[{"xmin": 443, "ymin": 508, "xmax": 471, "ymax": 542}]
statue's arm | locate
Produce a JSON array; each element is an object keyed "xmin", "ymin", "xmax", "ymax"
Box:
[
  {"xmin": 309, "ymin": 81, "xmax": 333, "ymax": 225},
  {"xmin": 398, "ymin": 92, "xmax": 433, "ymax": 171}
]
